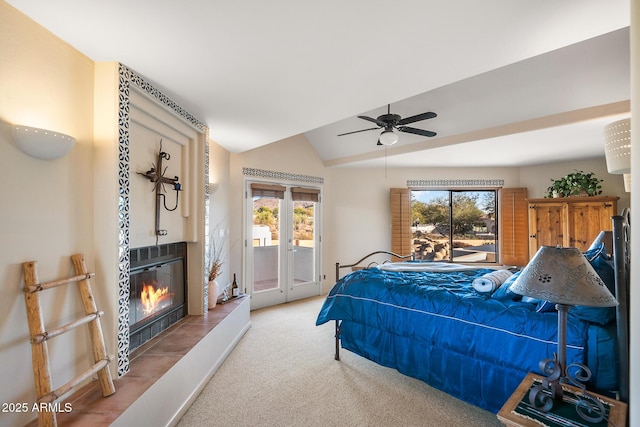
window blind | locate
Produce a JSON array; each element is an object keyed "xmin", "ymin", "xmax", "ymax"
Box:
[
  {"xmin": 250, "ymin": 183, "xmax": 286, "ymax": 199},
  {"xmin": 291, "ymin": 187, "xmax": 320, "ymax": 202}
]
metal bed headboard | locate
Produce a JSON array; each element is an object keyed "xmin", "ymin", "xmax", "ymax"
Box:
[
  {"xmin": 612, "ymin": 209, "xmax": 631, "ymax": 403},
  {"xmin": 335, "ymin": 250, "xmax": 415, "ymax": 282}
]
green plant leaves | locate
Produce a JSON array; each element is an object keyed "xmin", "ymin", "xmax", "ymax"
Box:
[{"xmin": 545, "ymin": 170, "xmax": 603, "ymax": 198}]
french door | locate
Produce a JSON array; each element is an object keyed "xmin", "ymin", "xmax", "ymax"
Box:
[{"xmin": 245, "ymin": 181, "xmax": 321, "ymax": 310}]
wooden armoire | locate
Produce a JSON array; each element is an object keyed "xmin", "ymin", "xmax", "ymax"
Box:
[{"xmin": 527, "ymin": 196, "xmax": 618, "ymax": 257}]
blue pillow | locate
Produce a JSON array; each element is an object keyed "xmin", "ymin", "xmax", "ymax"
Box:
[
  {"xmin": 570, "ymin": 245, "xmax": 616, "ymax": 325},
  {"xmin": 585, "ymin": 244, "xmax": 616, "ymax": 295},
  {"xmin": 536, "ymin": 300, "xmax": 556, "ymax": 313},
  {"xmin": 521, "ymin": 296, "xmax": 556, "ymax": 313},
  {"xmin": 584, "ymin": 241, "xmax": 605, "ymax": 261},
  {"xmin": 491, "ymin": 270, "xmax": 522, "ymax": 301}
]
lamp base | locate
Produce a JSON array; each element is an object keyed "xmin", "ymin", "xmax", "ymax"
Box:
[{"xmin": 529, "ymin": 355, "xmax": 607, "ymax": 423}]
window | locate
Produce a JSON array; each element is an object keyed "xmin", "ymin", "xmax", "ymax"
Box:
[{"xmin": 410, "ymin": 189, "xmax": 497, "ymax": 263}]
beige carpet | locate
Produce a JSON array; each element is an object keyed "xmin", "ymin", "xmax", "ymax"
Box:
[{"xmin": 177, "ymin": 296, "xmax": 503, "ymax": 427}]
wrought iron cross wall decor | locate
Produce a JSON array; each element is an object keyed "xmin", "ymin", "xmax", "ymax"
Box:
[{"xmin": 137, "ymin": 139, "xmax": 182, "ymax": 244}]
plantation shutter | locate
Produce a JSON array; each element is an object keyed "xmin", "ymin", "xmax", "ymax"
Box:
[
  {"xmin": 251, "ymin": 183, "xmax": 286, "ymax": 199},
  {"xmin": 498, "ymin": 187, "xmax": 529, "ymax": 266},
  {"xmin": 291, "ymin": 187, "xmax": 320, "ymax": 202},
  {"xmin": 390, "ymin": 188, "xmax": 412, "ymax": 259}
]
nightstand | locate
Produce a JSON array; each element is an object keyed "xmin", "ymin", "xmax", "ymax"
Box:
[{"xmin": 498, "ymin": 373, "xmax": 627, "ymax": 427}]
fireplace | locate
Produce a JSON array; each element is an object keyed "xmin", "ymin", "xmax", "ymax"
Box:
[{"xmin": 129, "ymin": 242, "xmax": 187, "ymax": 351}]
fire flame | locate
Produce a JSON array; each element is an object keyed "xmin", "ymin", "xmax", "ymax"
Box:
[{"xmin": 140, "ymin": 282, "xmax": 171, "ymax": 315}]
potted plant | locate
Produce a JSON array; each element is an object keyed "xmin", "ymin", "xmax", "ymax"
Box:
[{"xmin": 545, "ymin": 170, "xmax": 603, "ymax": 198}]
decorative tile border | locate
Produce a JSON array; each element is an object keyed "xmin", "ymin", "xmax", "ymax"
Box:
[
  {"xmin": 117, "ymin": 63, "xmax": 208, "ymax": 377},
  {"xmin": 203, "ymin": 138, "xmax": 211, "ymax": 312},
  {"xmin": 243, "ymin": 167, "xmax": 324, "ymax": 184},
  {"xmin": 407, "ymin": 179, "xmax": 504, "ymax": 188}
]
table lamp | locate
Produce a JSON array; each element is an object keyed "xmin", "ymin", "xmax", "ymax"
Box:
[{"xmin": 510, "ymin": 245, "xmax": 618, "ymax": 422}]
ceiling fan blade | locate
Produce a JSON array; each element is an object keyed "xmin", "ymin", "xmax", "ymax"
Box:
[
  {"xmin": 398, "ymin": 126, "xmax": 437, "ymax": 137},
  {"xmin": 337, "ymin": 127, "xmax": 380, "ymax": 137},
  {"xmin": 357, "ymin": 115, "xmax": 386, "ymax": 127},
  {"xmin": 397, "ymin": 111, "xmax": 437, "ymax": 126}
]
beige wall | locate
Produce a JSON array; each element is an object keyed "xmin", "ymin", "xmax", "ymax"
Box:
[
  {"xmin": 230, "ymin": 134, "xmax": 328, "ymax": 290},
  {"xmin": 324, "ymin": 161, "xmax": 627, "ymax": 290},
  {"xmin": 0, "ymin": 1, "xmax": 636, "ymax": 425},
  {"xmin": 325, "ymin": 165, "xmax": 521, "ymax": 289},
  {"xmin": 232, "ymin": 139, "xmax": 627, "ymax": 295},
  {"xmin": 208, "ymin": 138, "xmax": 233, "ymax": 289},
  {"xmin": 0, "ymin": 4, "xmax": 96, "ymax": 426},
  {"xmin": 520, "ymin": 157, "xmax": 630, "ymax": 208}
]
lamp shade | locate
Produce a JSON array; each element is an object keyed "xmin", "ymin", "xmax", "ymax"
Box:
[
  {"xmin": 379, "ymin": 129, "xmax": 399, "ymax": 146},
  {"xmin": 623, "ymin": 173, "xmax": 631, "ymax": 192},
  {"xmin": 11, "ymin": 125, "xmax": 76, "ymax": 160},
  {"xmin": 510, "ymin": 246, "xmax": 617, "ymax": 307},
  {"xmin": 604, "ymin": 118, "xmax": 631, "ymax": 174}
]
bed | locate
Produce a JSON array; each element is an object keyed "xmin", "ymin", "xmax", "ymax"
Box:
[{"xmin": 316, "ymin": 213, "xmax": 630, "ymax": 414}]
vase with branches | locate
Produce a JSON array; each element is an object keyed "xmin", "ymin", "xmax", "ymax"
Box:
[{"xmin": 207, "ymin": 215, "xmax": 229, "ymax": 308}]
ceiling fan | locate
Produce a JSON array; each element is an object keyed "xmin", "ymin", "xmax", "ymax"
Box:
[{"xmin": 338, "ymin": 104, "xmax": 437, "ymax": 146}]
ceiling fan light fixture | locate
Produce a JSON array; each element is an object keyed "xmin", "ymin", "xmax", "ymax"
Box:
[{"xmin": 379, "ymin": 129, "xmax": 399, "ymax": 146}]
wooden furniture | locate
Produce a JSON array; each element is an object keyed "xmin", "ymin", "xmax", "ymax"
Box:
[
  {"xmin": 527, "ymin": 196, "xmax": 618, "ymax": 257},
  {"xmin": 498, "ymin": 373, "xmax": 627, "ymax": 427},
  {"xmin": 23, "ymin": 254, "xmax": 115, "ymax": 427}
]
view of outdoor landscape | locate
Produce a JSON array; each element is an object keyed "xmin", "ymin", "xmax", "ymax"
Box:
[
  {"xmin": 252, "ymin": 196, "xmax": 316, "ymax": 292},
  {"xmin": 411, "ymin": 190, "xmax": 497, "ymax": 262},
  {"xmin": 252, "ymin": 199, "xmax": 315, "ymax": 247}
]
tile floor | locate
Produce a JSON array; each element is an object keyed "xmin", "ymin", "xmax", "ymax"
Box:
[{"xmin": 27, "ymin": 296, "xmax": 246, "ymax": 426}]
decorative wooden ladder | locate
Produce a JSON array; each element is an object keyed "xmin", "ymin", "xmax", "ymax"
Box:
[{"xmin": 22, "ymin": 254, "xmax": 116, "ymax": 427}]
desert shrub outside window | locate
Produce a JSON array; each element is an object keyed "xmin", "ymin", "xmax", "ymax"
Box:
[{"xmin": 411, "ymin": 190, "xmax": 497, "ymax": 263}]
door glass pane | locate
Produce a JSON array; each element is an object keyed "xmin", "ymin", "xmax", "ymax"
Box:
[
  {"xmin": 292, "ymin": 200, "xmax": 315, "ymax": 286},
  {"xmin": 253, "ymin": 195, "xmax": 281, "ymax": 292},
  {"xmin": 411, "ymin": 191, "xmax": 450, "ymax": 261},
  {"xmin": 411, "ymin": 190, "xmax": 497, "ymax": 262},
  {"xmin": 451, "ymin": 191, "xmax": 496, "ymax": 262}
]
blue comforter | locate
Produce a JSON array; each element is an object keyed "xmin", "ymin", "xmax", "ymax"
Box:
[{"xmin": 316, "ymin": 267, "xmax": 616, "ymax": 413}]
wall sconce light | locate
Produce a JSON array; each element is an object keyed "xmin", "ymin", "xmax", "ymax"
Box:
[
  {"xmin": 11, "ymin": 125, "xmax": 76, "ymax": 160},
  {"xmin": 209, "ymin": 182, "xmax": 221, "ymax": 194},
  {"xmin": 604, "ymin": 118, "xmax": 631, "ymax": 192},
  {"xmin": 510, "ymin": 246, "xmax": 618, "ymax": 423}
]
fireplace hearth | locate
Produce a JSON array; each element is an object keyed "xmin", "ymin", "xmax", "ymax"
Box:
[{"xmin": 129, "ymin": 242, "xmax": 187, "ymax": 351}]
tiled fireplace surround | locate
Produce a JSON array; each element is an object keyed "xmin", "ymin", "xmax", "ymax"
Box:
[{"xmin": 25, "ymin": 65, "xmax": 252, "ymax": 426}]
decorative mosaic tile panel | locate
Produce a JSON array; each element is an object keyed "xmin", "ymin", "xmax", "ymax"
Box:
[
  {"xmin": 407, "ymin": 179, "xmax": 504, "ymax": 188},
  {"xmin": 117, "ymin": 63, "xmax": 208, "ymax": 377},
  {"xmin": 203, "ymin": 131, "xmax": 211, "ymax": 311},
  {"xmin": 243, "ymin": 167, "xmax": 324, "ymax": 184}
]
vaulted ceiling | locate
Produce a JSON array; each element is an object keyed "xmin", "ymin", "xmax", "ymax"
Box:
[{"xmin": 7, "ymin": 0, "xmax": 631, "ymax": 168}]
